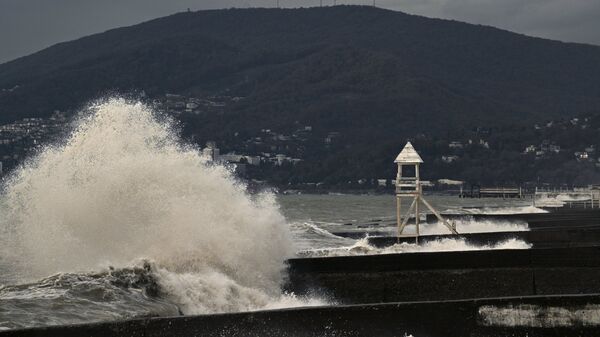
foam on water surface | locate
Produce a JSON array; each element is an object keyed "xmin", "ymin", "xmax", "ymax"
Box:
[
  {"xmin": 299, "ymin": 237, "xmax": 532, "ymax": 257},
  {"xmin": 454, "ymin": 205, "xmax": 547, "ymax": 215}
]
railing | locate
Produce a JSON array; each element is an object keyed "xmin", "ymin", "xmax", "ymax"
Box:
[
  {"xmin": 459, "ymin": 186, "xmax": 523, "ymax": 198},
  {"xmin": 396, "ymin": 185, "xmax": 420, "ymax": 194}
]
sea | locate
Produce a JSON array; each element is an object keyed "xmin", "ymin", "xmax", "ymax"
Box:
[{"xmin": 0, "ymin": 98, "xmax": 541, "ymax": 331}]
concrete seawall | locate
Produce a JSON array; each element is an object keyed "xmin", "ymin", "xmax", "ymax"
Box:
[
  {"xmin": 3, "ymin": 294, "xmax": 600, "ymax": 337},
  {"xmin": 6, "ymin": 211, "xmax": 600, "ymax": 336},
  {"xmin": 461, "ymin": 208, "xmax": 600, "ymax": 228},
  {"xmin": 4, "ymin": 247, "xmax": 600, "ymax": 336},
  {"xmin": 286, "ymin": 246, "xmax": 600, "ymax": 303},
  {"xmin": 331, "ymin": 209, "xmax": 600, "ymax": 239},
  {"xmin": 367, "ymin": 225, "xmax": 600, "ymax": 248}
]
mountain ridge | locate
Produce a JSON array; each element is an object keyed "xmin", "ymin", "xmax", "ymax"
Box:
[
  {"xmin": 2, "ymin": 6, "xmax": 600, "ymax": 124},
  {"xmin": 1, "ymin": 6, "xmax": 600, "ymax": 184}
]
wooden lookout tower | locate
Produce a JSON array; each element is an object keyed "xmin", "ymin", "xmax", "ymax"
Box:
[{"xmin": 395, "ymin": 142, "xmax": 458, "ymax": 239}]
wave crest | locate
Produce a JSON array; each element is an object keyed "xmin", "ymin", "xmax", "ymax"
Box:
[{"xmin": 0, "ymin": 98, "xmax": 320, "ymax": 326}]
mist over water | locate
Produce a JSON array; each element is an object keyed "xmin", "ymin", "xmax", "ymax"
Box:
[{"xmin": 0, "ymin": 98, "xmax": 314, "ymax": 321}]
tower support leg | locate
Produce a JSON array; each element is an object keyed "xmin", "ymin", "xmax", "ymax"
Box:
[
  {"xmin": 420, "ymin": 197, "xmax": 458, "ymax": 234},
  {"xmin": 398, "ymin": 197, "xmax": 417, "ymax": 235}
]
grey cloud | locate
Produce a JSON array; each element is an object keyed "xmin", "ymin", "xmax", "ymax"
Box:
[{"xmin": 387, "ymin": 0, "xmax": 600, "ymax": 45}]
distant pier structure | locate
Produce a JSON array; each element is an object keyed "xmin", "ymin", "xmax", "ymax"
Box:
[
  {"xmin": 395, "ymin": 142, "xmax": 458, "ymax": 239},
  {"xmin": 459, "ymin": 185, "xmax": 524, "ymax": 198}
]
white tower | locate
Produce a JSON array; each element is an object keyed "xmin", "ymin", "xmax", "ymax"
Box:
[{"xmin": 395, "ymin": 142, "xmax": 457, "ymax": 239}]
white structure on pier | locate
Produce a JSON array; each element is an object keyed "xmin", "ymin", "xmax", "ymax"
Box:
[{"xmin": 395, "ymin": 142, "xmax": 458, "ymax": 239}]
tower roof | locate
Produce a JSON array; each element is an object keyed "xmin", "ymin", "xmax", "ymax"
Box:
[{"xmin": 394, "ymin": 142, "xmax": 424, "ymax": 164}]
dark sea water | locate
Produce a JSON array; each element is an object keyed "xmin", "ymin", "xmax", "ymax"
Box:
[{"xmin": 281, "ymin": 193, "xmax": 538, "ymax": 251}]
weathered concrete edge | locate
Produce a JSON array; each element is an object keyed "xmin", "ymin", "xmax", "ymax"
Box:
[
  {"xmin": 366, "ymin": 226, "xmax": 600, "ymax": 248},
  {"xmin": 4, "ymin": 293, "xmax": 600, "ymax": 337},
  {"xmin": 288, "ymin": 245, "xmax": 600, "ymax": 273}
]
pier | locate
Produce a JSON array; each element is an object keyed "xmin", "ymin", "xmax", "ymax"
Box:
[{"xmin": 459, "ymin": 185, "xmax": 524, "ymax": 198}]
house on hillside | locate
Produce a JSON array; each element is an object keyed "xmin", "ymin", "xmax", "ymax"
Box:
[
  {"xmin": 449, "ymin": 141, "xmax": 463, "ymax": 149},
  {"xmin": 442, "ymin": 155, "xmax": 459, "ymax": 163}
]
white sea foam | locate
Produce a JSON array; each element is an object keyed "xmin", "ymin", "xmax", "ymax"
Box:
[
  {"xmin": 296, "ymin": 221, "xmax": 348, "ymax": 239},
  {"xmin": 0, "ymin": 98, "xmax": 323, "ymax": 314},
  {"xmin": 288, "ymin": 221, "xmax": 355, "ymax": 251},
  {"xmin": 299, "ymin": 237, "xmax": 531, "ymax": 257},
  {"xmin": 365, "ymin": 218, "xmax": 529, "ymax": 237},
  {"xmin": 153, "ymin": 266, "xmax": 324, "ymax": 315},
  {"xmin": 535, "ymin": 193, "xmax": 592, "ymax": 207},
  {"xmin": 453, "ymin": 205, "xmax": 547, "ymax": 215},
  {"xmin": 421, "ymin": 218, "xmax": 529, "ymax": 235}
]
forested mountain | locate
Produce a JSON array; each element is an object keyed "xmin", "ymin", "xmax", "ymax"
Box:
[{"xmin": 1, "ymin": 6, "xmax": 600, "ymax": 185}]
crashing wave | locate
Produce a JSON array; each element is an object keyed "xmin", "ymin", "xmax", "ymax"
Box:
[{"xmin": 0, "ymin": 98, "xmax": 324, "ymax": 329}]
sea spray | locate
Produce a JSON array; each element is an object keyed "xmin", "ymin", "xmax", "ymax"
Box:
[
  {"xmin": 289, "ymin": 221, "xmax": 355, "ymax": 250},
  {"xmin": 292, "ymin": 217, "xmax": 531, "ymax": 257},
  {"xmin": 456, "ymin": 206, "xmax": 548, "ymax": 215},
  {"xmin": 288, "ymin": 217, "xmax": 530, "ymax": 251},
  {"xmin": 0, "ymin": 98, "xmax": 321, "ymax": 321},
  {"xmin": 420, "ymin": 218, "xmax": 529, "ymax": 235},
  {"xmin": 299, "ymin": 237, "xmax": 532, "ymax": 258}
]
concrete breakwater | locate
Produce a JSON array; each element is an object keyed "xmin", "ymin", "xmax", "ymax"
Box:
[
  {"xmin": 368, "ymin": 225, "xmax": 600, "ymax": 248},
  {"xmin": 331, "ymin": 208, "xmax": 600, "ymax": 239},
  {"xmin": 462, "ymin": 208, "xmax": 600, "ymax": 228},
  {"xmin": 286, "ymin": 246, "xmax": 600, "ymax": 303},
  {"xmin": 3, "ymin": 294, "xmax": 600, "ymax": 337},
  {"xmin": 4, "ymin": 246, "xmax": 600, "ymax": 336},
  {"xmin": 5, "ymin": 210, "xmax": 600, "ymax": 336}
]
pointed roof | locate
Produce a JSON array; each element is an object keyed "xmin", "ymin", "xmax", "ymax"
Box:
[{"xmin": 394, "ymin": 142, "xmax": 424, "ymax": 164}]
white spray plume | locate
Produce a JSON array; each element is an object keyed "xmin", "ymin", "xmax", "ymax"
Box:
[{"xmin": 0, "ymin": 98, "xmax": 322, "ymax": 314}]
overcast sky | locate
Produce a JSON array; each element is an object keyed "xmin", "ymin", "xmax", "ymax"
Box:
[{"xmin": 1, "ymin": 0, "xmax": 600, "ymax": 64}]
